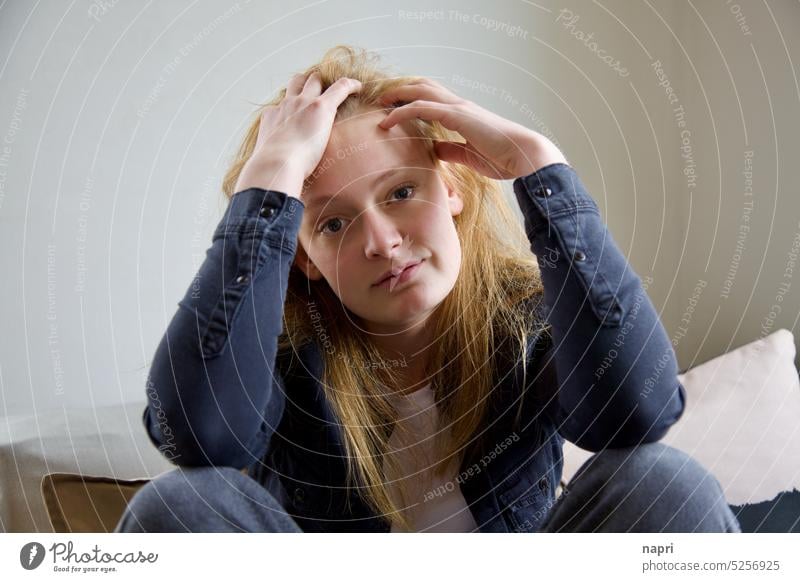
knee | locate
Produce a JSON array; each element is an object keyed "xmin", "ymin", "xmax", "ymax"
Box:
[
  {"xmin": 570, "ymin": 442, "xmax": 740, "ymax": 532},
  {"xmin": 136, "ymin": 466, "xmax": 244, "ymax": 507},
  {"xmin": 577, "ymin": 442, "xmax": 717, "ymax": 494},
  {"xmin": 115, "ymin": 466, "xmax": 245, "ymax": 532}
]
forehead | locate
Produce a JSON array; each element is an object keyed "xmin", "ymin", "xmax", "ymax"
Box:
[{"xmin": 303, "ymin": 110, "xmax": 434, "ymax": 199}]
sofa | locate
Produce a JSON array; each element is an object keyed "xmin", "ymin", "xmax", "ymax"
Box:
[{"xmin": 1, "ymin": 328, "xmax": 798, "ymax": 533}]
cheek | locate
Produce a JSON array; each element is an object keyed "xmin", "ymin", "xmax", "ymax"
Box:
[
  {"xmin": 314, "ymin": 245, "xmax": 361, "ymax": 293},
  {"xmin": 436, "ymin": 229, "xmax": 462, "ymax": 277},
  {"xmin": 426, "ymin": 205, "xmax": 460, "ymax": 248},
  {"xmin": 332, "ymin": 255, "xmax": 359, "ymax": 284}
]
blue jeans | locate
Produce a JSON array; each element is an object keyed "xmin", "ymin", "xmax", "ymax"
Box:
[{"xmin": 114, "ymin": 442, "xmax": 740, "ymax": 533}]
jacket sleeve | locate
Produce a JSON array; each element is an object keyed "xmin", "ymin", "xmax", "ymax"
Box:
[
  {"xmin": 142, "ymin": 187, "xmax": 305, "ymax": 468},
  {"xmin": 513, "ymin": 162, "xmax": 686, "ymax": 451}
]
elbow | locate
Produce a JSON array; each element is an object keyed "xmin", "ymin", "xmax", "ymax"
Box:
[
  {"xmin": 559, "ymin": 380, "xmax": 687, "ymax": 452},
  {"xmin": 609, "ymin": 379, "xmax": 688, "ymax": 448},
  {"xmin": 157, "ymin": 427, "xmax": 269, "ymax": 470},
  {"xmin": 631, "ymin": 379, "xmax": 687, "ymax": 444},
  {"xmin": 142, "ymin": 405, "xmax": 270, "ymax": 469}
]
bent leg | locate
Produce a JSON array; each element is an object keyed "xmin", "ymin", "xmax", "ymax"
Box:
[
  {"xmin": 540, "ymin": 442, "xmax": 741, "ymax": 532},
  {"xmin": 114, "ymin": 466, "xmax": 303, "ymax": 533}
]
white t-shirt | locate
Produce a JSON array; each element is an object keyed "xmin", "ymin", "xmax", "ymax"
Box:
[{"xmin": 382, "ymin": 382, "xmax": 478, "ymax": 532}]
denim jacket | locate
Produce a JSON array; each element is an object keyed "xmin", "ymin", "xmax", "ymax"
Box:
[{"xmin": 142, "ymin": 162, "xmax": 686, "ymax": 533}]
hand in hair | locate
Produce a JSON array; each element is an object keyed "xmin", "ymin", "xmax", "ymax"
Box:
[
  {"xmin": 234, "ymin": 71, "xmax": 363, "ymax": 198},
  {"xmin": 378, "ymin": 77, "xmax": 568, "ymax": 179}
]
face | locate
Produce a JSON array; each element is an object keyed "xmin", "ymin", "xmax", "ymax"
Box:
[{"xmin": 295, "ymin": 109, "xmax": 464, "ymax": 335}]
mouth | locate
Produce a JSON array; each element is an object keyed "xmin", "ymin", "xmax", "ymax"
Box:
[{"xmin": 372, "ymin": 259, "xmax": 424, "ymax": 291}]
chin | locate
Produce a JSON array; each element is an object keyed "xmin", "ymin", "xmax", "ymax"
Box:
[{"xmin": 371, "ymin": 291, "xmax": 445, "ymax": 326}]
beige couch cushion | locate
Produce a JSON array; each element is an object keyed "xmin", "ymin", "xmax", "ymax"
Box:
[
  {"xmin": 562, "ymin": 328, "xmax": 800, "ymax": 505},
  {"xmin": 41, "ymin": 467, "xmax": 251, "ymax": 532},
  {"xmin": 0, "ymin": 401, "xmax": 174, "ymax": 532},
  {"xmin": 41, "ymin": 473, "xmax": 150, "ymax": 533}
]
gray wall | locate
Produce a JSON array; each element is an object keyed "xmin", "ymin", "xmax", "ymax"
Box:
[{"xmin": 1, "ymin": 0, "xmax": 798, "ymax": 417}]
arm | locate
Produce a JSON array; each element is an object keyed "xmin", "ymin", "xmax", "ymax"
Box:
[
  {"xmin": 513, "ymin": 163, "xmax": 686, "ymax": 451},
  {"xmin": 372, "ymin": 76, "xmax": 685, "ymax": 450},
  {"xmin": 142, "ymin": 73, "xmax": 361, "ymax": 468},
  {"xmin": 142, "ymin": 187, "xmax": 305, "ymax": 468}
]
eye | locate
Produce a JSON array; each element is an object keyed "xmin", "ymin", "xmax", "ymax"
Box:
[
  {"xmin": 318, "ymin": 217, "xmax": 345, "ymax": 236},
  {"xmin": 389, "ymin": 183, "xmax": 416, "ymax": 202},
  {"xmin": 316, "ymin": 183, "xmax": 417, "ymax": 237}
]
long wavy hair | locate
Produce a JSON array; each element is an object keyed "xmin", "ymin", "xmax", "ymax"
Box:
[{"xmin": 221, "ymin": 45, "xmax": 550, "ymax": 531}]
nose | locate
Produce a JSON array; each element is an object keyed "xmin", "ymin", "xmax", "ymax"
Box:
[{"xmin": 360, "ymin": 207, "xmax": 404, "ymax": 260}]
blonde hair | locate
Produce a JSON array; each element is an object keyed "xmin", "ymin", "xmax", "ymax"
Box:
[{"xmin": 222, "ymin": 45, "xmax": 550, "ymax": 531}]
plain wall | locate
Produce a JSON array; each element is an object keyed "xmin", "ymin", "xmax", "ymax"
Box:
[{"xmin": 1, "ymin": 0, "xmax": 798, "ymax": 417}]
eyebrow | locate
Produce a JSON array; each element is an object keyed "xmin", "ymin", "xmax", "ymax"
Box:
[{"xmin": 305, "ymin": 168, "xmax": 404, "ymax": 211}]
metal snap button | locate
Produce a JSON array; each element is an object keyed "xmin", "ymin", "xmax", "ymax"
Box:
[
  {"xmin": 538, "ymin": 477, "xmax": 549, "ymax": 492},
  {"xmin": 260, "ymin": 206, "xmax": 276, "ymax": 217},
  {"xmin": 235, "ymin": 274, "xmax": 249, "ymax": 284},
  {"xmin": 294, "ymin": 487, "xmax": 305, "ymax": 503},
  {"xmin": 573, "ymin": 250, "xmax": 586, "ymax": 262},
  {"xmin": 533, "ymin": 186, "xmax": 553, "ymax": 198}
]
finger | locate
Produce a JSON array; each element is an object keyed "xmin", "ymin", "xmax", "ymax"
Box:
[
  {"xmin": 379, "ymin": 84, "xmax": 438, "ymax": 107},
  {"xmin": 433, "ymin": 140, "xmax": 470, "ymax": 166},
  {"xmin": 434, "ymin": 140, "xmax": 509, "ymax": 179},
  {"xmin": 300, "ymin": 71, "xmax": 322, "ymax": 99},
  {"xmin": 286, "ymin": 72, "xmax": 310, "ymax": 97},
  {"xmin": 379, "ymin": 80, "xmax": 460, "ymax": 106},
  {"xmin": 378, "ymin": 100, "xmax": 461, "ymax": 131},
  {"xmin": 318, "ymin": 77, "xmax": 362, "ymax": 108}
]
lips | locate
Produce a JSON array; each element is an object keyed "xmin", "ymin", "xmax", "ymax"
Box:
[{"xmin": 373, "ymin": 259, "xmax": 423, "ymax": 287}]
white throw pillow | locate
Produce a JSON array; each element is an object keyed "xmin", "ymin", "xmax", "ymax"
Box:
[{"xmin": 561, "ymin": 328, "xmax": 800, "ymax": 505}]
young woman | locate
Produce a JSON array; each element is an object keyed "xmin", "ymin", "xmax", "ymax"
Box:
[{"xmin": 116, "ymin": 45, "xmax": 740, "ymax": 533}]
